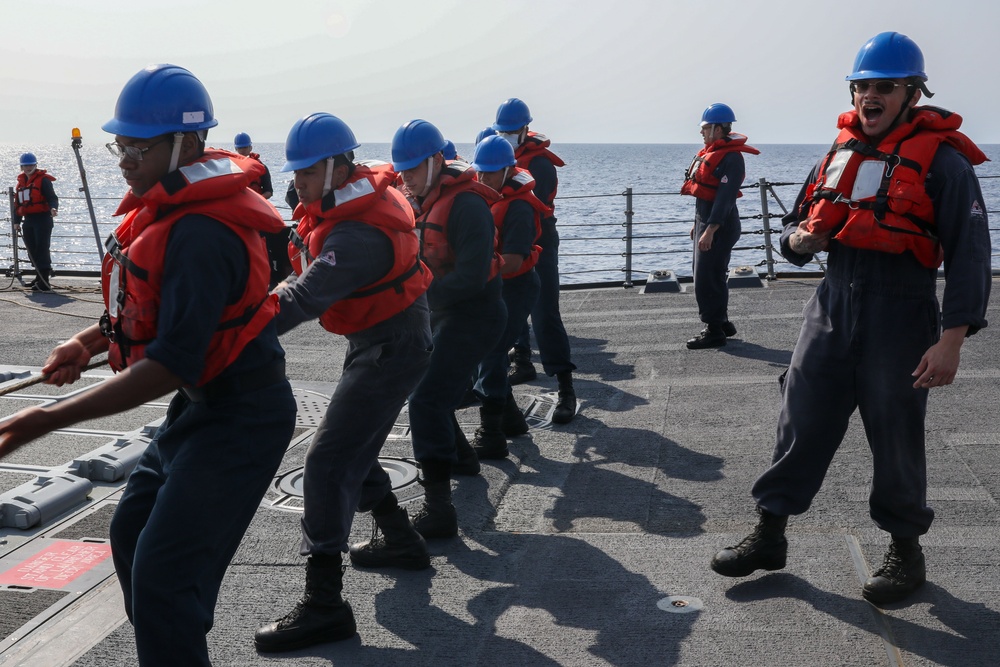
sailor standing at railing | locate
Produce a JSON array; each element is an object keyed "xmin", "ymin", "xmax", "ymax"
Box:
[
  {"xmin": 681, "ymin": 103, "xmax": 759, "ymax": 349},
  {"xmin": 711, "ymin": 32, "xmax": 991, "ymax": 606},
  {"xmin": 13, "ymin": 151, "xmax": 59, "ymax": 291},
  {"xmin": 1, "ymin": 63, "xmax": 296, "ymax": 667}
]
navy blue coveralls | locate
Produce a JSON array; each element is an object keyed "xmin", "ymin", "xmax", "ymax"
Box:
[
  {"xmin": 514, "ymin": 152, "xmax": 576, "ymax": 375},
  {"xmin": 15, "ymin": 176, "xmax": 58, "ymax": 278},
  {"xmin": 275, "ymin": 221, "xmax": 432, "ymax": 555},
  {"xmin": 409, "ymin": 191, "xmax": 507, "ymax": 464},
  {"xmin": 752, "ymin": 144, "xmax": 991, "ymax": 538},
  {"xmin": 108, "ymin": 216, "xmax": 296, "ymax": 667},
  {"xmin": 691, "ymin": 150, "xmax": 744, "ymax": 327},
  {"xmin": 476, "ymin": 197, "xmax": 541, "ymax": 405}
]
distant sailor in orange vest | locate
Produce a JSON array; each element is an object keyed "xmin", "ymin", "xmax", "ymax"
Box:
[
  {"xmin": 14, "ymin": 152, "xmax": 59, "ymax": 291},
  {"xmin": 680, "ymin": 102, "xmax": 759, "ymax": 349}
]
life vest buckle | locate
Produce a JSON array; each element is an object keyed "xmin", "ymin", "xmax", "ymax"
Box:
[
  {"xmin": 884, "ymin": 154, "xmax": 902, "ymax": 178},
  {"xmin": 831, "ymin": 193, "xmax": 860, "ymax": 210}
]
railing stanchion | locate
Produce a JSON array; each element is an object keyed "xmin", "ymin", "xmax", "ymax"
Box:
[
  {"xmin": 623, "ymin": 187, "xmax": 634, "ymax": 288},
  {"xmin": 8, "ymin": 187, "xmax": 22, "ymax": 279},
  {"xmin": 759, "ymin": 177, "xmax": 776, "ymax": 281}
]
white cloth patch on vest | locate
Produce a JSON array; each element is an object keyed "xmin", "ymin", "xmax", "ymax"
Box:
[
  {"xmin": 179, "ymin": 158, "xmax": 243, "ymax": 184},
  {"xmin": 334, "ymin": 178, "xmax": 375, "ymax": 206},
  {"xmin": 971, "ymin": 200, "xmax": 985, "ymax": 218},
  {"xmin": 513, "ymin": 171, "xmax": 533, "ymax": 186},
  {"xmin": 317, "ymin": 250, "xmax": 337, "ymax": 266},
  {"xmin": 851, "ymin": 160, "xmax": 885, "ymax": 201},
  {"xmin": 720, "ymin": 175, "xmax": 729, "ymax": 184}
]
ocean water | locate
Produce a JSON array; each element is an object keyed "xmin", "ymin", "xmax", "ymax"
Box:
[{"xmin": 3, "ymin": 141, "xmax": 999, "ymax": 285}]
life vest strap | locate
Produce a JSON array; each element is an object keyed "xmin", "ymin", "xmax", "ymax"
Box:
[
  {"xmin": 216, "ymin": 298, "xmax": 265, "ymax": 332},
  {"xmin": 347, "ymin": 259, "xmax": 424, "ymax": 299},
  {"xmin": 105, "ymin": 233, "xmax": 149, "ymax": 282}
]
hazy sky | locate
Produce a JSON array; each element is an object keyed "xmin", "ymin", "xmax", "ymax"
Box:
[{"xmin": 3, "ymin": 0, "xmax": 998, "ymax": 146}]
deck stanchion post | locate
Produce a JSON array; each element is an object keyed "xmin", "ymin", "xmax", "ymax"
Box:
[
  {"xmin": 8, "ymin": 187, "xmax": 21, "ymax": 279},
  {"xmin": 759, "ymin": 177, "xmax": 776, "ymax": 281},
  {"xmin": 623, "ymin": 187, "xmax": 634, "ymax": 288}
]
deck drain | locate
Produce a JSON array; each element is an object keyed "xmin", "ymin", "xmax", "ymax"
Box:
[
  {"xmin": 656, "ymin": 595, "xmax": 703, "ymax": 614},
  {"xmin": 269, "ymin": 457, "xmax": 423, "ymax": 512}
]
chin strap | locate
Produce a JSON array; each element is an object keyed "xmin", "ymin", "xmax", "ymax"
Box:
[
  {"xmin": 323, "ymin": 157, "xmax": 335, "ymax": 197},
  {"xmin": 419, "ymin": 156, "xmax": 435, "ymax": 197},
  {"xmin": 167, "ymin": 132, "xmax": 184, "ymax": 173}
]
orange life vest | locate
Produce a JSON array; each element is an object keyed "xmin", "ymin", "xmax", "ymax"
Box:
[
  {"xmin": 487, "ymin": 167, "xmax": 549, "ymax": 279},
  {"xmin": 411, "ymin": 161, "xmax": 502, "ymax": 280},
  {"xmin": 681, "ymin": 134, "xmax": 759, "ymax": 201},
  {"xmin": 100, "ymin": 150, "xmax": 284, "ymax": 386},
  {"xmin": 287, "ymin": 162, "xmax": 432, "ymax": 335},
  {"xmin": 514, "ymin": 132, "xmax": 564, "ymax": 205},
  {"xmin": 798, "ymin": 106, "xmax": 988, "ymax": 268},
  {"xmin": 15, "ymin": 169, "xmax": 56, "ymax": 216}
]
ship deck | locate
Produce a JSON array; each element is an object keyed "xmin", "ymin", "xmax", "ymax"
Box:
[{"xmin": 0, "ymin": 274, "xmax": 997, "ymax": 667}]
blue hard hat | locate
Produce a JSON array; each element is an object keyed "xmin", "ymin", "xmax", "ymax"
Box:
[
  {"xmin": 846, "ymin": 31, "xmax": 927, "ymax": 81},
  {"xmin": 493, "ymin": 98, "xmax": 532, "ymax": 132},
  {"xmin": 282, "ymin": 113, "xmax": 360, "ymax": 172},
  {"xmin": 234, "ymin": 132, "xmax": 252, "ymax": 148},
  {"xmin": 391, "ymin": 119, "xmax": 447, "ymax": 172},
  {"xmin": 475, "ymin": 126, "xmax": 497, "ymax": 145},
  {"xmin": 102, "ymin": 64, "xmax": 218, "ymax": 139},
  {"xmin": 442, "ymin": 140, "xmax": 458, "ymax": 160},
  {"xmin": 700, "ymin": 103, "xmax": 736, "ymax": 126},
  {"xmin": 19, "ymin": 152, "xmax": 37, "ymax": 166},
  {"xmin": 471, "ymin": 134, "xmax": 516, "ymax": 173}
]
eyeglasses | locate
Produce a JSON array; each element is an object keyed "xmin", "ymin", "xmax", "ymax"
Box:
[
  {"xmin": 850, "ymin": 80, "xmax": 908, "ymax": 95},
  {"xmin": 105, "ymin": 137, "xmax": 168, "ymax": 162}
]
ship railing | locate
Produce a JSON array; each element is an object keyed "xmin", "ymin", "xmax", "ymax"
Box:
[{"xmin": 3, "ymin": 177, "xmax": 1000, "ymax": 289}]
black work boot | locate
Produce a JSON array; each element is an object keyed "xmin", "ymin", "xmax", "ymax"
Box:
[
  {"xmin": 472, "ymin": 402, "xmax": 509, "ymax": 460},
  {"xmin": 501, "ymin": 391, "xmax": 529, "ymax": 437},
  {"xmin": 411, "ymin": 460, "xmax": 458, "ymax": 539},
  {"xmin": 862, "ymin": 536, "xmax": 926, "ymax": 604},
  {"xmin": 452, "ymin": 414, "xmax": 481, "ymax": 476},
  {"xmin": 508, "ymin": 346, "xmax": 537, "ymax": 385},
  {"xmin": 711, "ymin": 508, "xmax": 788, "ymax": 577},
  {"xmin": 349, "ymin": 506, "xmax": 430, "ymax": 570},
  {"xmin": 552, "ymin": 371, "xmax": 577, "ymax": 424},
  {"xmin": 255, "ymin": 554, "xmax": 357, "ymax": 652},
  {"xmin": 687, "ymin": 324, "xmax": 727, "ymax": 349},
  {"xmin": 722, "ymin": 321, "xmax": 737, "ymax": 337}
]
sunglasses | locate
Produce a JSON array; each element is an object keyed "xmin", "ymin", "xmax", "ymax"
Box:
[{"xmin": 850, "ymin": 80, "xmax": 909, "ymax": 95}]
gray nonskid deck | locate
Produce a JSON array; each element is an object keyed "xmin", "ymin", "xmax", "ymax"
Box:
[{"xmin": 0, "ymin": 276, "xmax": 996, "ymax": 666}]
